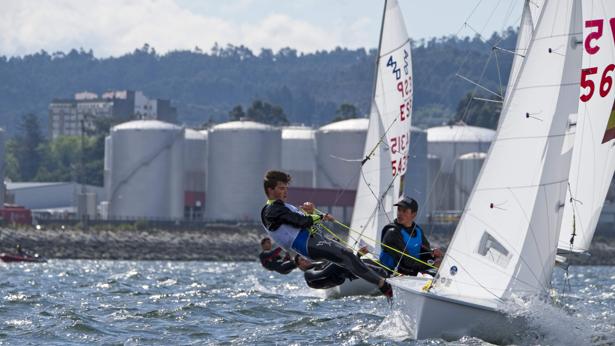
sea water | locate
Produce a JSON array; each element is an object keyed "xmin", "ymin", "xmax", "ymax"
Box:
[{"xmin": 0, "ymin": 261, "xmax": 613, "ymax": 345}]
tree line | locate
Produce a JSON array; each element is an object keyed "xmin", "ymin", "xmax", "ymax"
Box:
[{"xmin": 1, "ymin": 28, "xmax": 515, "ymax": 184}]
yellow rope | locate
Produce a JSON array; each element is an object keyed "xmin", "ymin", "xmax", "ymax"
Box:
[
  {"xmin": 316, "ymin": 222, "xmax": 401, "ymax": 277},
  {"xmin": 315, "ymin": 208, "xmax": 438, "ymax": 270}
]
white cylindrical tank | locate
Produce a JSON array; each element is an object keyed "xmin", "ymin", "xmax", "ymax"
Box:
[
  {"xmin": 426, "ymin": 154, "xmax": 442, "ymax": 217},
  {"xmin": 315, "ymin": 118, "xmax": 368, "ymax": 189},
  {"xmin": 454, "ymin": 152, "xmax": 487, "ymax": 211},
  {"xmin": 404, "ymin": 127, "xmax": 428, "ymax": 221},
  {"xmin": 427, "ymin": 125, "xmax": 495, "ymax": 174},
  {"xmin": 0, "ymin": 128, "xmax": 5, "ymax": 207},
  {"xmin": 103, "ymin": 135, "xmax": 112, "ymax": 207},
  {"xmin": 108, "ymin": 120, "xmax": 184, "ymax": 220},
  {"xmin": 206, "ymin": 121, "xmax": 281, "ymax": 221},
  {"xmin": 282, "ymin": 126, "xmax": 315, "ymax": 188}
]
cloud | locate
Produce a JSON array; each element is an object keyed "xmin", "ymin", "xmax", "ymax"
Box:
[{"xmin": 0, "ymin": 0, "xmax": 371, "ymax": 57}]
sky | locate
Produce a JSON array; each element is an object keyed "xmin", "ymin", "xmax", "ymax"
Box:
[{"xmin": 0, "ymin": 0, "xmax": 524, "ymax": 58}]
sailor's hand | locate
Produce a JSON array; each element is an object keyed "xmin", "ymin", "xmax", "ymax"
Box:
[
  {"xmin": 322, "ymin": 213, "xmax": 335, "ymax": 222},
  {"xmin": 358, "ymin": 246, "xmax": 369, "ymax": 256},
  {"xmin": 301, "ymin": 202, "xmax": 315, "ymax": 214},
  {"xmin": 432, "ymin": 248, "xmax": 443, "ymax": 258}
]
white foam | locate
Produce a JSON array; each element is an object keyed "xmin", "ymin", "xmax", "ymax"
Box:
[{"xmin": 371, "ymin": 310, "xmax": 414, "ymax": 341}]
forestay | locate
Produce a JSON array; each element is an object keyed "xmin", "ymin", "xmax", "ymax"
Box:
[
  {"xmin": 432, "ymin": 0, "xmax": 582, "ymax": 301},
  {"xmin": 349, "ymin": 0, "xmax": 413, "ymax": 255},
  {"xmin": 558, "ymin": 0, "xmax": 615, "ymax": 254}
]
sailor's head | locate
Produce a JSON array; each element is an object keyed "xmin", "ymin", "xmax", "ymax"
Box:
[
  {"xmin": 260, "ymin": 237, "xmax": 272, "ymax": 251},
  {"xmin": 264, "ymin": 170, "xmax": 291, "ymax": 201},
  {"xmin": 394, "ymin": 196, "xmax": 418, "ymax": 226}
]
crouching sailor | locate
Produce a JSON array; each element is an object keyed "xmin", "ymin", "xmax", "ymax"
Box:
[
  {"xmin": 260, "ymin": 170, "xmax": 393, "ymax": 297},
  {"xmin": 259, "ymin": 237, "xmax": 297, "ymax": 275},
  {"xmin": 380, "ymin": 197, "xmax": 443, "ymax": 276}
]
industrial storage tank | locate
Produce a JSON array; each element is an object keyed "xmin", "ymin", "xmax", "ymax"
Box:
[
  {"xmin": 453, "ymin": 152, "xmax": 487, "ymax": 211},
  {"xmin": 426, "ymin": 125, "xmax": 495, "ymax": 174},
  {"xmin": 0, "ymin": 129, "xmax": 4, "ymax": 206},
  {"xmin": 206, "ymin": 121, "xmax": 281, "ymax": 221},
  {"xmin": 426, "ymin": 125, "xmax": 494, "ymax": 213},
  {"xmin": 108, "ymin": 120, "xmax": 184, "ymax": 220},
  {"xmin": 426, "ymin": 154, "xmax": 442, "ymax": 217},
  {"xmin": 404, "ymin": 127, "xmax": 428, "ymax": 221},
  {"xmin": 315, "ymin": 118, "xmax": 368, "ymax": 189},
  {"xmin": 184, "ymin": 129, "xmax": 207, "ymax": 220},
  {"xmin": 281, "ymin": 126, "xmax": 315, "ymax": 188}
]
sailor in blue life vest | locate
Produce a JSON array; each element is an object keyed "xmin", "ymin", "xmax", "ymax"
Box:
[
  {"xmin": 379, "ymin": 197, "xmax": 443, "ymax": 276},
  {"xmin": 259, "ymin": 237, "xmax": 298, "ymax": 275},
  {"xmin": 260, "ymin": 170, "xmax": 393, "ymax": 297}
]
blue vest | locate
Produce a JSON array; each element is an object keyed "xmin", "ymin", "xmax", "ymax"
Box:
[{"xmin": 379, "ymin": 224, "xmax": 423, "ymax": 271}]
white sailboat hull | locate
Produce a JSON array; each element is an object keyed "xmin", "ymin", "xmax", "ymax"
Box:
[
  {"xmin": 324, "ymin": 278, "xmax": 380, "ymax": 298},
  {"xmin": 390, "ymin": 277, "xmax": 524, "ymax": 343}
]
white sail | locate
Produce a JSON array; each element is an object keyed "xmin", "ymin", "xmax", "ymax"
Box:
[
  {"xmin": 432, "ymin": 0, "xmax": 582, "ymax": 301},
  {"xmin": 349, "ymin": 0, "xmax": 413, "ymax": 255},
  {"xmin": 558, "ymin": 0, "xmax": 615, "ymax": 253},
  {"xmin": 503, "ymin": 0, "xmax": 544, "ymax": 106}
]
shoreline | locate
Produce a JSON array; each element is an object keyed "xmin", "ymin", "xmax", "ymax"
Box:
[{"xmin": 1, "ymin": 225, "xmax": 614, "ymax": 265}]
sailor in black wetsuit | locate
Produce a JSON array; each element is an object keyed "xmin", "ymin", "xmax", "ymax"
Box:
[
  {"xmin": 259, "ymin": 237, "xmax": 297, "ymax": 274},
  {"xmin": 260, "ymin": 170, "xmax": 393, "ymax": 297},
  {"xmin": 380, "ymin": 197, "xmax": 443, "ymax": 276},
  {"xmin": 299, "ymin": 256, "xmax": 388, "ymax": 289}
]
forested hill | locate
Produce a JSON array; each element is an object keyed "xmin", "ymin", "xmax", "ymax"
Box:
[{"xmin": 0, "ymin": 28, "xmax": 517, "ymax": 135}]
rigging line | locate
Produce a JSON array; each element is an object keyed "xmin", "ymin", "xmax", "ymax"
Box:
[
  {"xmin": 352, "ymin": 171, "xmax": 386, "ymax": 247},
  {"xmin": 494, "ymin": 132, "xmax": 570, "ymax": 142},
  {"xmin": 506, "ymin": 186, "xmax": 557, "ymax": 295},
  {"xmin": 361, "ymin": 117, "xmax": 398, "ymax": 166},
  {"xmin": 473, "ymin": 178, "xmax": 569, "ymax": 191},
  {"xmin": 394, "ymin": 222, "xmax": 417, "ymax": 272},
  {"xmin": 493, "ymin": 49, "xmax": 504, "ymax": 98},
  {"xmin": 351, "ymin": 169, "xmax": 398, "ymax": 249},
  {"xmin": 478, "ymin": 0, "xmax": 506, "ymax": 39},
  {"xmin": 473, "ymin": 97, "xmax": 503, "ymax": 104},
  {"xmin": 492, "ymin": 45, "xmax": 526, "ymax": 58},
  {"xmin": 456, "ymin": 73, "xmax": 503, "ymax": 99},
  {"xmin": 316, "ymin": 208, "xmax": 438, "ymax": 270},
  {"xmin": 318, "ymin": 222, "xmax": 402, "ymax": 276},
  {"xmin": 566, "ymin": 182, "xmax": 578, "ymax": 249}
]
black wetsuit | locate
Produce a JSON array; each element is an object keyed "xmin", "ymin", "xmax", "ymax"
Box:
[
  {"xmin": 261, "ymin": 200, "xmax": 384, "ymax": 287},
  {"xmin": 259, "ymin": 247, "xmax": 297, "ymax": 274},
  {"xmin": 304, "ymin": 260, "xmax": 388, "ymax": 289},
  {"xmin": 381, "ymin": 220, "xmax": 435, "ymax": 276}
]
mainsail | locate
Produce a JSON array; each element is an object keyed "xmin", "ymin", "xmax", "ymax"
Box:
[
  {"xmin": 558, "ymin": 0, "xmax": 615, "ymax": 254},
  {"xmin": 349, "ymin": 0, "xmax": 413, "ymax": 255},
  {"xmin": 432, "ymin": 0, "xmax": 582, "ymax": 301}
]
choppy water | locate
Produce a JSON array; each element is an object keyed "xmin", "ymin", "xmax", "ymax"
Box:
[{"xmin": 0, "ymin": 261, "xmax": 613, "ymax": 345}]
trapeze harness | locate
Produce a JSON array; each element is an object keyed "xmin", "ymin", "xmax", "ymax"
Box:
[
  {"xmin": 261, "ymin": 199, "xmax": 385, "ymax": 287},
  {"xmin": 260, "ymin": 199, "xmax": 320, "ymax": 257},
  {"xmin": 379, "ymin": 223, "xmax": 424, "ymax": 271}
]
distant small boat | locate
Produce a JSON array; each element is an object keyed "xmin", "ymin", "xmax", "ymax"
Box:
[{"xmin": 0, "ymin": 253, "xmax": 47, "ymax": 263}]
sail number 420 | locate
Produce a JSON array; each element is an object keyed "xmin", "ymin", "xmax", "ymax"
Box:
[{"xmin": 580, "ymin": 19, "xmax": 615, "ymax": 102}]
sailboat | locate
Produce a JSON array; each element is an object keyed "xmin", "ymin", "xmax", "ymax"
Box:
[
  {"xmin": 324, "ymin": 0, "xmax": 416, "ymax": 298},
  {"xmin": 557, "ymin": 1, "xmax": 615, "ymax": 260},
  {"xmin": 389, "ymin": 0, "xmax": 586, "ymax": 341}
]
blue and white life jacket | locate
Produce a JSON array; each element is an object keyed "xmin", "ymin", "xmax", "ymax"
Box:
[{"xmin": 379, "ymin": 224, "xmax": 423, "ymax": 271}]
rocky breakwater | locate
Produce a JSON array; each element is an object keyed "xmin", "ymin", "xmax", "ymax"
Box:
[{"xmin": 0, "ymin": 225, "xmax": 265, "ymax": 261}]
